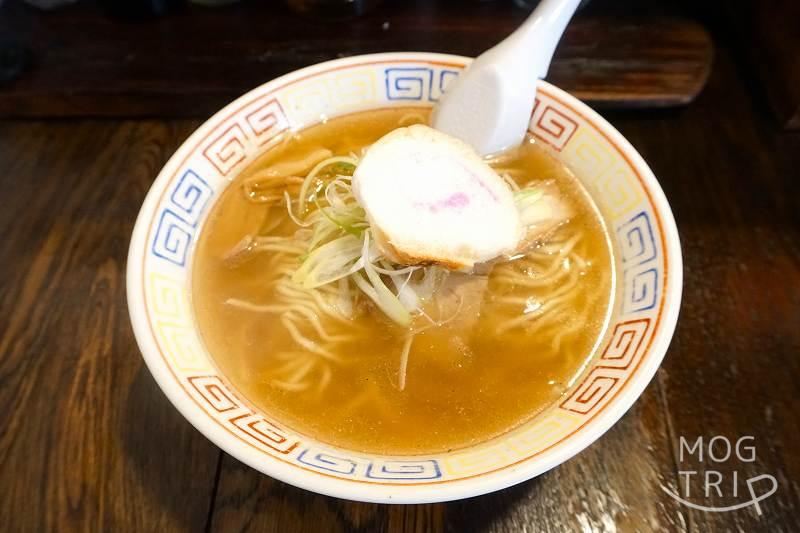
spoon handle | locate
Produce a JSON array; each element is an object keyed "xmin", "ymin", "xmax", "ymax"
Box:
[
  {"xmin": 482, "ymin": 0, "xmax": 582, "ymax": 84},
  {"xmin": 509, "ymin": 0, "xmax": 582, "ymax": 80},
  {"xmin": 432, "ymin": 0, "xmax": 581, "ymax": 156}
]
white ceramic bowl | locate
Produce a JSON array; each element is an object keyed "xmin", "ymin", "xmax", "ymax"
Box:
[{"xmin": 127, "ymin": 52, "xmax": 682, "ymax": 503}]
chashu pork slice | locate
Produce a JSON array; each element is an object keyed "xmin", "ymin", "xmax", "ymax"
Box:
[{"xmin": 352, "ymin": 125, "xmax": 521, "ymax": 270}]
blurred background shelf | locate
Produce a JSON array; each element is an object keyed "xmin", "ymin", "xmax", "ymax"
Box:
[{"xmin": 0, "ymin": 0, "xmax": 714, "ymax": 118}]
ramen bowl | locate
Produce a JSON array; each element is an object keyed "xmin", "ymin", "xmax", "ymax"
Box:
[{"xmin": 127, "ymin": 52, "xmax": 682, "ymax": 503}]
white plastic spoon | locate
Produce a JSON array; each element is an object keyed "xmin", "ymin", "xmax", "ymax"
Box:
[{"xmin": 432, "ymin": 0, "xmax": 582, "ymax": 156}]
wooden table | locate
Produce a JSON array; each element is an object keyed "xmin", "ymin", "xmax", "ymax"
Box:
[
  {"xmin": 1, "ymin": 5, "xmax": 799, "ymax": 533},
  {"xmin": 0, "ymin": 0, "xmax": 712, "ymax": 116}
]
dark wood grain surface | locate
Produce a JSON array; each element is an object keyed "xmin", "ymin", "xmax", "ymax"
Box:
[
  {"xmin": 1, "ymin": 12, "xmax": 799, "ymax": 533},
  {"xmin": 0, "ymin": 0, "xmax": 712, "ymax": 117},
  {"xmin": 715, "ymin": 0, "xmax": 800, "ymax": 129}
]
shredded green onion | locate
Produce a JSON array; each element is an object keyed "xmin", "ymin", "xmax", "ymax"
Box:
[
  {"xmin": 283, "ymin": 155, "xmax": 423, "ymax": 327},
  {"xmin": 297, "ymin": 156, "xmax": 359, "ymax": 216},
  {"xmin": 284, "ymin": 157, "xmax": 559, "ymax": 328}
]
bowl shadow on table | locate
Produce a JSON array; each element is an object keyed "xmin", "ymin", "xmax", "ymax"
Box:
[
  {"xmin": 119, "ymin": 365, "xmax": 220, "ymax": 531},
  {"xmin": 116, "ymin": 362, "xmax": 535, "ymax": 531},
  {"xmin": 211, "ymin": 453, "xmax": 538, "ymax": 532}
]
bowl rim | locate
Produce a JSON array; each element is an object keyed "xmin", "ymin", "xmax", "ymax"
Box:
[{"xmin": 127, "ymin": 51, "xmax": 683, "ymax": 503}]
